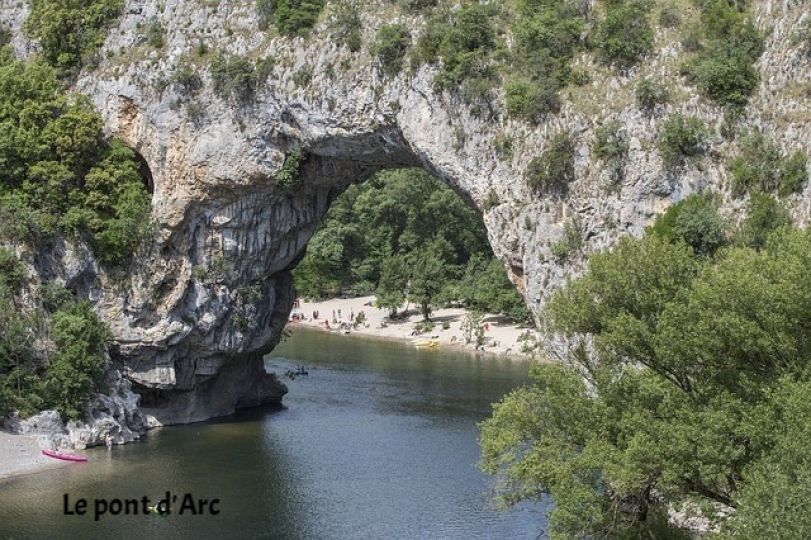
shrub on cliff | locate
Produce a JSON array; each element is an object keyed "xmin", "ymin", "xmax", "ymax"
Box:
[
  {"xmin": 647, "ymin": 193, "xmax": 726, "ymax": 256},
  {"xmin": 257, "ymin": 0, "xmax": 325, "ymax": 36},
  {"xmin": 635, "ymin": 78, "xmax": 670, "ymax": 113},
  {"xmin": 415, "ymin": 3, "xmax": 498, "ymax": 103},
  {"xmin": 330, "ymin": 1, "xmax": 362, "ymax": 52},
  {"xmin": 657, "ymin": 114, "xmax": 708, "ymax": 168},
  {"xmin": 680, "ymin": 0, "xmax": 763, "ymax": 107},
  {"xmin": 730, "ymin": 129, "xmax": 808, "ymax": 197},
  {"xmin": 25, "ymin": 0, "xmax": 124, "ymax": 75},
  {"xmin": 210, "ymin": 54, "xmax": 257, "ymax": 102},
  {"xmin": 593, "ymin": 0, "xmax": 654, "ymax": 68},
  {"xmin": 526, "ymin": 133, "xmax": 576, "ymax": 196},
  {"xmin": 370, "ymin": 24, "xmax": 411, "ymax": 76}
]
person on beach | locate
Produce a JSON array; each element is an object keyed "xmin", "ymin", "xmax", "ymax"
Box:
[{"xmin": 338, "ymin": 309, "xmax": 342, "ymax": 319}]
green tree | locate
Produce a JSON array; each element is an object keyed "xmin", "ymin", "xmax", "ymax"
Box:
[
  {"xmin": 409, "ymin": 249, "xmax": 451, "ymax": 320},
  {"xmin": 41, "ymin": 301, "xmax": 110, "ymax": 420},
  {"xmin": 481, "ymin": 212, "xmax": 811, "ymax": 536},
  {"xmin": 25, "ymin": 0, "xmax": 124, "ymax": 75},
  {"xmin": 376, "ymin": 255, "xmax": 409, "ymax": 317},
  {"xmin": 371, "ymin": 24, "xmax": 411, "ymax": 76}
]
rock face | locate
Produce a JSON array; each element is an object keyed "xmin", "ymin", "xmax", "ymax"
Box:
[
  {"xmin": 3, "ymin": 370, "xmax": 148, "ymax": 449},
  {"xmin": 1, "ymin": 0, "xmax": 809, "ymax": 424}
]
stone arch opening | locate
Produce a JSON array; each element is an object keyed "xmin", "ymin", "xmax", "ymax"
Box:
[
  {"xmin": 132, "ymin": 148, "xmax": 154, "ymax": 195},
  {"xmin": 119, "ymin": 127, "xmax": 531, "ymax": 425}
]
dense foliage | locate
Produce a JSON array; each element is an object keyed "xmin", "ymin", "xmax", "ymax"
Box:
[
  {"xmin": 257, "ymin": 0, "xmax": 325, "ymax": 36},
  {"xmin": 525, "ymin": 133, "xmax": 575, "ymax": 196},
  {"xmin": 0, "ymin": 39, "xmax": 150, "ymax": 421},
  {"xmin": 480, "ymin": 195, "xmax": 811, "ymax": 537},
  {"xmin": 657, "ymin": 113, "xmax": 708, "ymax": 169},
  {"xmin": 293, "ymin": 169, "xmax": 530, "ymax": 322},
  {"xmin": 593, "ymin": 0, "xmax": 653, "ymax": 68},
  {"xmin": 729, "ymin": 129, "xmax": 808, "ymax": 197},
  {"xmin": 0, "ymin": 256, "xmax": 109, "ymax": 420},
  {"xmin": 371, "ymin": 24, "xmax": 411, "ymax": 76},
  {"xmin": 25, "ymin": 0, "xmax": 123, "ymax": 75},
  {"xmin": 681, "ymin": 0, "xmax": 763, "ymax": 107},
  {"xmin": 0, "ymin": 49, "xmax": 152, "ymax": 266}
]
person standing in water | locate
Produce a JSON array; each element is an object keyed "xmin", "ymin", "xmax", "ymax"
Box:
[{"xmin": 105, "ymin": 435, "xmax": 113, "ymax": 450}]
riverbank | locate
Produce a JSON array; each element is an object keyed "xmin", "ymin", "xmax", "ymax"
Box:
[
  {"xmin": 293, "ymin": 295, "xmax": 537, "ymax": 357},
  {"xmin": 0, "ymin": 430, "xmax": 65, "ymax": 481}
]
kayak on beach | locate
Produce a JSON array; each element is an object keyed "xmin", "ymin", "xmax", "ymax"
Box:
[{"xmin": 41, "ymin": 449, "xmax": 88, "ymax": 463}]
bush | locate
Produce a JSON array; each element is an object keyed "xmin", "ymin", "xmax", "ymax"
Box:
[
  {"xmin": 657, "ymin": 114, "xmax": 708, "ymax": 168},
  {"xmin": 275, "ymin": 147, "xmax": 303, "ymax": 188},
  {"xmin": 370, "ymin": 24, "xmax": 411, "ymax": 76},
  {"xmin": 331, "ymin": 1, "xmax": 362, "ymax": 52},
  {"xmin": 210, "ymin": 54, "xmax": 257, "ymax": 102},
  {"xmin": 550, "ymin": 218, "xmax": 583, "ymax": 261},
  {"xmin": 42, "ymin": 301, "xmax": 110, "ymax": 420},
  {"xmin": 145, "ymin": 18, "xmax": 165, "ymax": 49},
  {"xmin": 593, "ymin": 120, "xmax": 628, "ymax": 184},
  {"xmin": 526, "ymin": 133, "xmax": 576, "ymax": 196},
  {"xmin": 0, "ymin": 249, "xmax": 24, "ymax": 293},
  {"xmin": 171, "ymin": 64, "xmax": 202, "ymax": 96},
  {"xmin": 505, "ymin": 78, "xmax": 560, "ymax": 122},
  {"xmin": 734, "ymin": 192, "xmax": 790, "ymax": 249},
  {"xmin": 649, "ymin": 193, "xmax": 726, "ymax": 256},
  {"xmin": 730, "ymin": 129, "xmax": 809, "ymax": 197},
  {"xmin": 593, "ymin": 0, "xmax": 654, "ymax": 68},
  {"xmin": 482, "ymin": 189, "xmax": 500, "ymax": 211},
  {"xmin": 0, "ymin": 24, "xmax": 11, "ymax": 47},
  {"xmin": 635, "ymin": 78, "xmax": 670, "ymax": 113},
  {"xmin": 25, "ymin": 0, "xmax": 123, "ymax": 75},
  {"xmin": 593, "ymin": 120, "xmax": 628, "ymax": 162},
  {"xmin": 258, "ymin": 0, "xmax": 325, "ymax": 36},
  {"xmin": 682, "ymin": 0, "xmax": 763, "ymax": 107},
  {"xmin": 416, "ymin": 3, "xmax": 498, "ymax": 103}
]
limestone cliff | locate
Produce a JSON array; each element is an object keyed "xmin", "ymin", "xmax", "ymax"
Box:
[{"xmin": 1, "ymin": 0, "xmax": 808, "ymax": 424}]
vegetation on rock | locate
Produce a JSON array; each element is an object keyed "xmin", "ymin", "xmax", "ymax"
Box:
[
  {"xmin": 0, "ymin": 49, "xmax": 151, "ymax": 266},
  {"xmin": 526, "ymin": 133, "xmax": 576, "ymax": 196},
  {"xmin": 729, "ymin": 129, "xmax": 808, "ymax": 197},
  {"xmin": 371, "ymin": 24, "xmax": 411, "ymax": 77},
  {"xmin": 293, "ymin": 169, "xmax": 530, "ymax": 322},
  {"xmin": 25, "ymin": 0, "xmax": 123, "ymax": 75},
  {"xmin": 481, "ymin": 198, "xmax": 811, "ymax": 536},
  {"xmin": 658, "ymin": 113, "xmax": 708, "ymax": 168}
]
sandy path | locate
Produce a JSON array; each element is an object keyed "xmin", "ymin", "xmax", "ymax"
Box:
[
  {"xmin": 292, "ymin": 295, "xmax": 537, "ymax": 357},
  {"xmin": 0, "ymin": 430, "xmax": 65, "ymax": 481}
]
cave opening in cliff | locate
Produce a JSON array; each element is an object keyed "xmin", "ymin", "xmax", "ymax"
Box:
[
  {"xmin": 291, "ymin": 167, "xmax": 532, "ymax": 326},
  {"xmin": 132, "ymin": 148, "xmax": 154, "ymax": 195}
]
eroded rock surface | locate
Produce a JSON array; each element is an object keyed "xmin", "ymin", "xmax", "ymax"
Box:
[{"xmin": 1, "ymin": 0, "xmax": 809, "ymax": 423}]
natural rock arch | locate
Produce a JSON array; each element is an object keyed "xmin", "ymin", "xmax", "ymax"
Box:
[{"xmin": 1, "ymin": 0, "xmax": 799, "ymax": 424}]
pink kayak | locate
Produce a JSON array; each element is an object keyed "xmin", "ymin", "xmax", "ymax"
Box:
[{"xmin": 42, "ymin": 449, "xmax": 88, "ymax": 463}]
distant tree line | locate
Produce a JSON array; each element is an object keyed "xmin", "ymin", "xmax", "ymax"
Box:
[{"xmin": 294, "ymin": 169, "xmax": 531, "ymax": 323}]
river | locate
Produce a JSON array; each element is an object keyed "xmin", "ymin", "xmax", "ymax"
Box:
[{"xmin": 0, "ymin": 327, "xmax": 548, "ymax": 539}]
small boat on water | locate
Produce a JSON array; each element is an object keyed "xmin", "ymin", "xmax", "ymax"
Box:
[
  {"xmin": 414, "ymin": 340, "xmax": 439, "ymax": 349},
  {"xmin": 42, "ymin": 449, "xmax": 88, "ymax": 463}
]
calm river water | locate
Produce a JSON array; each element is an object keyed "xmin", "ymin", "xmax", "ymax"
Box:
[{"xmin": 0, "ymin": 327, "xmax": 548, "ymax": 539}]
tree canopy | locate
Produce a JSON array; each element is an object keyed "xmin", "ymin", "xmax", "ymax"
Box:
[
  {"xmin": 293, "ymin": 169, "xmax": 530, "ymax": 322},
  {"xmin": 480, "ymin": 194, "xmax": 811, "ymax": 537}
]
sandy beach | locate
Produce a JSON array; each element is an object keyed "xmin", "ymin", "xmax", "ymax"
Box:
[
  {"xmin": 0, "ymin": 430, "xmax": 65, "ymax": 481},
  {"xmin": 292, "ymin": 295, "xmax": 538, "ymax": 357}
]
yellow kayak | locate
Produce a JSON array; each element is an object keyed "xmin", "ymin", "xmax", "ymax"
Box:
[{"xmin": 414, "ymin": 340, "xmax": 439, "ymax": 349}]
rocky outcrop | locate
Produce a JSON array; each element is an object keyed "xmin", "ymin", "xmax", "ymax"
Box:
[
  {"xmin": 3, "ymin": 370, "xmax": 147, "ymax": 450},
  {"xmin": 0, "ymin": 0, "xmax": 808, "ymax": 423}
]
